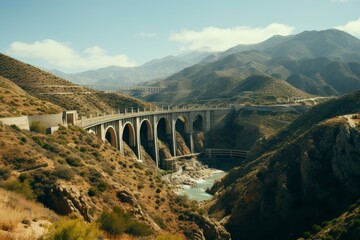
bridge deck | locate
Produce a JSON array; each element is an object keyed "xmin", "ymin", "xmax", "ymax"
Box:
[{"xmin": 77, "ymin": 106, "xmax": 231, "ymax": 129}]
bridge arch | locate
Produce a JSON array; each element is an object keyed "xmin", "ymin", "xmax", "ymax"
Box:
[
  {"xmin": 192, "ymin": 114, "xmax": 205, "ymax": 152},
  {"xmin": 156, "ymin": 117, "xmax": 173, "ymax": 159},
  {"xmin": 140, "ymin": 119, "xmax": 153, "ymax": 141},
  {"xmin": 105, "ymin": 126, "xmax": 117, "ymax": 148},
  {"xmin": 175, "ymin": 115, "xmax": 191, "ymax": 154},
  {"xmin": 193, "ymin": 114, "xmax": 204, "ymax": 131},
  {"xmin": 139, "ymin": 119, "xmax": 156, "ymax": 161},
  {"xmin": 122, "ymin": 122, "xmax": 136, "ymax": 148}
]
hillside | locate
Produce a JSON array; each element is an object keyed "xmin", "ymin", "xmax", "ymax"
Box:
[
  {"xmin": 0, "ymin": 121, "xmax": 230, "ymax": 239},
  {"xmin": 204, "ymin": 90, "xmax": 360, "ymax": 239},
  {"xmin": 205, "ymin": 106, "xmax": 301, "ymax": 150},
  {"xmin": 305, "ymin": 199, "xmax": 360, "ymax": 240},
  {"xmin": 205, "ymin": 115, "xmax": 360, "ymax": 240},
  {"xmin": 0, "ymin": 53, "xmax": 155, "ymax": 116},
  {"xmin": 0, "ymin": 76, "xmax": 62, "ymax": 117},
  {"xmin": 227, "ymin": 75, "xmax": 312, "ymax": 102},
  {"xmin": 249, "ymin": 89, "xmax": 360, "ymax": 161}
]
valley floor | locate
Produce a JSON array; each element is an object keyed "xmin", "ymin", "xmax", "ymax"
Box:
[{"xmin": 162, "ymin": 158, "xmax": 225, "ymax": 201}]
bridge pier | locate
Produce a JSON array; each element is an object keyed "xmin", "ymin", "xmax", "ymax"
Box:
[
  {"xmin": 154, "ymin": 141, "xmax": 159, "ymax": 167},
  {"xmin": 135, "ymin": 117, "xmax": 142, "ymax": 161},
  {"xmin": 171, "ymin": 115, "xmax": 177, "ymax": 157},
  {"xmin": 79, "ymin": 107, "xmax": 233, "ymax": 168}
]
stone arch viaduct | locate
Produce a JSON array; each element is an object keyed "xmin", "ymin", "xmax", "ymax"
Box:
[{"xmin": 68, "ymin": 107, "xmax": 231, "ymax": 167}]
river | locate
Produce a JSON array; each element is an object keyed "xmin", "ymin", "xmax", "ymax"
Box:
[{"xmin": 177, "ymin": 172, "xmax": 226, "ymax": 201}]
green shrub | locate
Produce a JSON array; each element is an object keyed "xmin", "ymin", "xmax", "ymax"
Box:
[
  {"xmin": 45, "ymin": 218, "xmax": 102, "ymax": 240},
  {"xmin": 30, "ymin": 121, "xmax": 47, "ymax": 133},
  {"xmin": 98, "ymin": 208, "xmax": 127, "ymax": 235},
  {"xmin": 10, "ymin": 124, "xmax": 21, "ymax": 131},
  {"xmin": 18, "ymin": 173, "xmax": 28, "ymax": 182},
  {"xmin": 98, "ymin": 206, "xmax": 152, "ymax": 237},
  {"xmin": 0, "ymin": 166, "xmax": 12, "ymax": 181},
  {"xmin": 88, "ymin": 188, "xmax": 97, "ymax": 197},
  {"xmin": 65, "ymin": 156, "xmax": 82, "ymax": 167},
  {"xmin": 126, "ymin": 221, "xmax": 152, "ymax": 236},
  {"xmin": 312, "ymin": 224, "xmax": 322, "ymax": 233},
  {"xmin": 97, "ymin": 181, "xmax": 107, "ymax": 192},
  {"xmin": 30, "ymin": 170, "xmax": 56, "ymax": 202},
  {"xmin": 303, "ymin": 232, "xmax": 311, "ymax": 238},
  {"xmin": 54, "ymin": 164, "xmax": 75, "ymax": 180},
  {"xmin": 2, "ymin": 179, "xmax": 35, "ymax": 200}
]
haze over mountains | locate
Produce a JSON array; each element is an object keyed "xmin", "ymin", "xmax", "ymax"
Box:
[
  {"xmin": 145, "ymin": 29, "xmax": 360, "ymax": 104},
  {"xmin": 50, "ymin": 29, "xmax": 360, "ymax": 106},
  {"xmin": 49, "ymin": 51, "xmax": 211, "ymax": 88}
]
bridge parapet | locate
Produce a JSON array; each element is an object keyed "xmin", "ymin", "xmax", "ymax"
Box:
[
  {"xmin": 76, "ymin": 105, "xmax": 232, "ymax": 129},
  {"xmin": 205, "ymin": 148, "xmax": 249, "ymax": 160}
]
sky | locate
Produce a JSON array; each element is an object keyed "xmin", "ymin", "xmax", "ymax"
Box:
[{"xmin": 1, "ymin": 0, "xmax": 360, "ymax": 73}]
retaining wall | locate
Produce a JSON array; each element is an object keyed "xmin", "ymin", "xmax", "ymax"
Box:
[
  {"xmin": 0, "ymin": 116, "xmax": 30, "ymax": 130},
  {"xmin": 0, "ymin": 113, "xmax": 64, "ymax": 130}
]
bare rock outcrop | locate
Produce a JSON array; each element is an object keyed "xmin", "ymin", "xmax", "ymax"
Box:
[
  {"xmin": 49, "ymin": 182, "xmax": 92, "ymax": 222},
  {"xmin": 191, "ymin": 214, "xmax": 232, "ymax": 240},
  {"xmin": 175, "ymin": 132, "xmax": 191, "ymax": 156},
  {"xmin": 116, "ymin": 189, "xmax": 161, "ymax": 231},
  {"xmin": 208, "ymin": 119, "xmax": 360, "ymax": 240}
]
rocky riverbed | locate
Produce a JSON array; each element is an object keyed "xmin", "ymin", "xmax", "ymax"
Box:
[{"xmin": 162, "ymin": 158, "xmax": 225, "ymax": 199}]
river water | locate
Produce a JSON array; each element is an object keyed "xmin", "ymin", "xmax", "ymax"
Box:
[{"xmin": 177, "ymin": 172, "xmax": 226, "ymax": 201}]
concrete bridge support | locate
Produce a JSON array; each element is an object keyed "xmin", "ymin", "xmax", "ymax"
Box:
[{"xmin": 83, "ymin": 108, "xmax": 232, "ymax": 168}]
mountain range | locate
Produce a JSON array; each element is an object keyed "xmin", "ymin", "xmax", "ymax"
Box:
[
  {"xmin": 144, "ymin": 29, "xmax": 360, "ymax": 105},
  {"xmin": 49, "ymin": 51, "xmax": 211, "ymax": 90}
]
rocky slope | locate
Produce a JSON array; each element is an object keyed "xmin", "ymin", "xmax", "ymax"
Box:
[
  {"xmin": 249, "ymin": 90, "xmax": 360, "ymax": 160},
  {"xmin": 305, "ymin": 199, "xmax": 360, "ymax": 240},
  {"xmin": 0, "ymin": 121, "xmax": 230, "ymax": 239},
  {"xmin": 206, "ymin": 116, "xmax": 360, "ymax": 240},
  {"xmin": 206, "ymin": 106, "xmax": 302, "ymax": 151}
]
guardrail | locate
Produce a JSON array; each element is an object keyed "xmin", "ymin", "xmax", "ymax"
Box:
[
  {"xmin": 205, "ymin": 148, "xmax": 248, "ymax": 160},
  {"xmin": 76, "ymin": 105, "xmax": 233, "ymax": 128}
]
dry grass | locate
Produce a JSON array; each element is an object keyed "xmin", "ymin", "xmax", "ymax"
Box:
[
  {"xmin": 0, "ymin": 53, "xmax": 156, "ymax": 117},
  {"xmin": 0, "ymin": 76, "xmax": 62, "ymax": 117},
  {"xmin": 0, "ymin": 188, "xmax": 58, "ymax": 234},
  {"xmin": 0, "ymin": 118, "xmax": 201, "ymax": 239}
]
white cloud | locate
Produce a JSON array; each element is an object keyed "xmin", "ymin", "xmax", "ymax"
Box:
[
  {"xmin": 6, "ymin": 39, "xmax": 136, "ymax": 71},
  {"xmin": 137, "ymin": 32, "xmax": 156, "ymax": 38},
  {"xmin": 169, "ymin": 23, "xmax": 294, "ymax": 52},
  {"xmin": 335, "ymin": 17, "xmax": 360, "ymax": 37}
]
